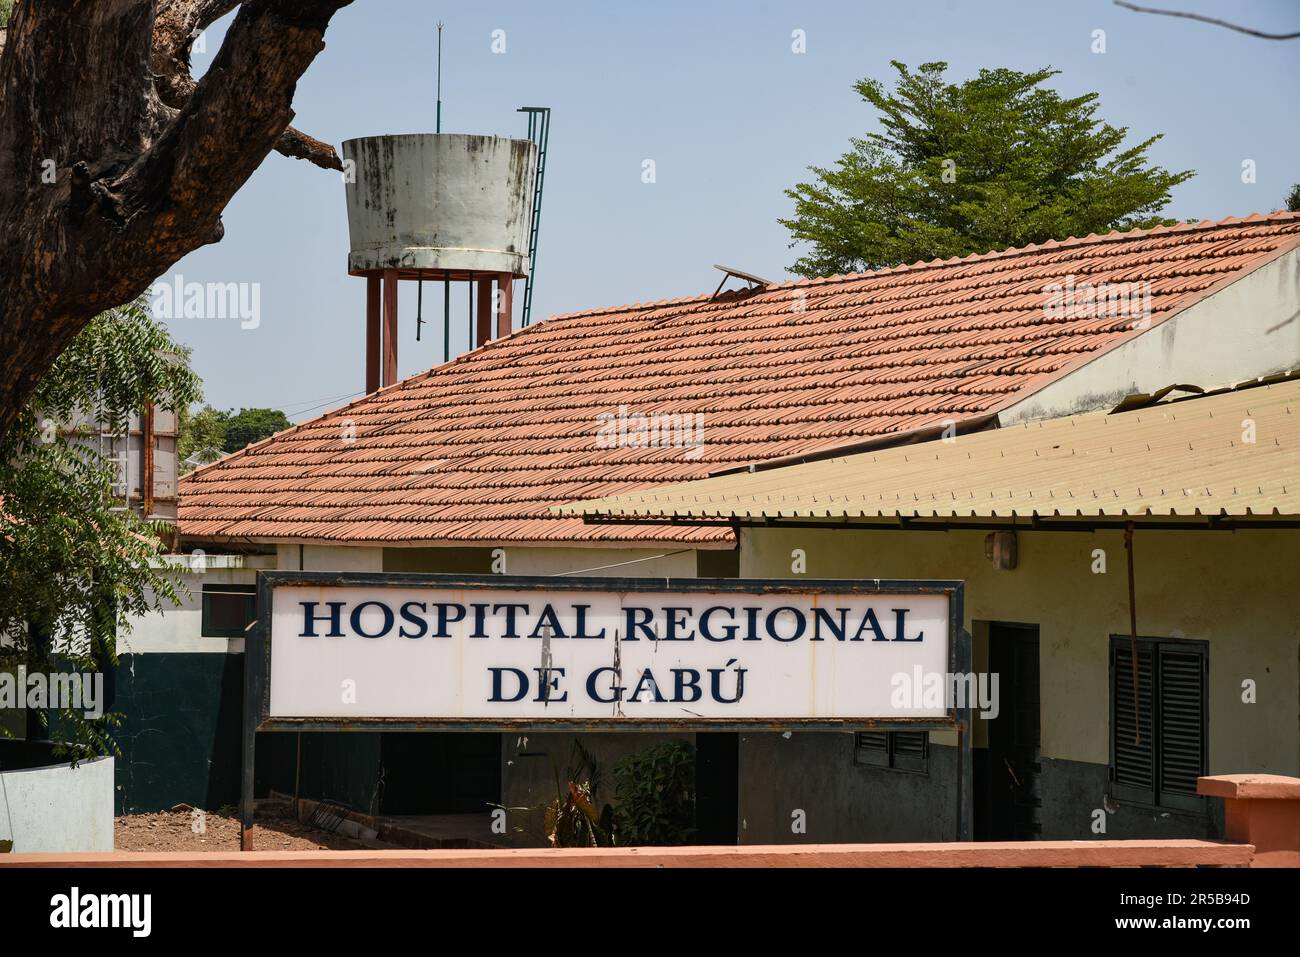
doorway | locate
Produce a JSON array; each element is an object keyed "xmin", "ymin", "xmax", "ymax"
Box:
[
  {"xmin": 975, "ymin": 622, "xmax": 1041, "ymax": 840},
  {"xmin": 377, "ymin": 732, "xmax": 501, "ymax": 816}
]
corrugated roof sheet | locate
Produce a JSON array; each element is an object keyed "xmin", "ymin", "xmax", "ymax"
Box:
[
  {"xmin": 180, "ymin": 212, "xmax": 1300, "ymax": 546},
  {"xmin": 559, "ymin": 376, "xmax": 1300, "ymax": 523}
]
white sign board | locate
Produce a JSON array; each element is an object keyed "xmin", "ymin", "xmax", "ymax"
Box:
[{"xmin": 263, "ymin": 578, "xmax": 955, "ymax": 725}]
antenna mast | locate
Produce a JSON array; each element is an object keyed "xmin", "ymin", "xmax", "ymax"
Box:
[{"xmin": 436, "ymin": 21, "xmax": 444, "ymax": 133}]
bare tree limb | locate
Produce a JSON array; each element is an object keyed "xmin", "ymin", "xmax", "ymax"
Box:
[{"xmin": 1114, "ymin": 1, "xmax": 1300, "ymax": 40}]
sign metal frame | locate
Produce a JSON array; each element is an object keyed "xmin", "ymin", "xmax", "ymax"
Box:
[{"xmin": 239, "ymin": 572, "xmax": 972, "ymax": 844}]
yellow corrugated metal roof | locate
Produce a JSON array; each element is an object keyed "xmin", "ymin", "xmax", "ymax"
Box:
[{"xmin": 557, "ymin": 377, "xmax": 1300, "ymax": 525}]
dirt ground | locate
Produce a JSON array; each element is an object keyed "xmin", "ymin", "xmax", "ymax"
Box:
[{"xmin": 114, "ymin": 804, "xmax": 368, "ymax": 853}]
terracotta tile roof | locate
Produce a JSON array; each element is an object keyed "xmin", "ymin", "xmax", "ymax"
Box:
[{"xmin": 179, "ymin": 212, "xmax": 1300, "ymax": 548}]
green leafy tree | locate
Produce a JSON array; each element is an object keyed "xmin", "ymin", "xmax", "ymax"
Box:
[
  {"xmin": 222, "ymin": 407, "xmax": 292, "ymax": 453},
  {"xmin": 0, "ymin": 295, "xmax": 201, "ymax": 759},
  {"xmin": 177, "ymin": 405, "xmax": 230, "ymax": 470},
  {"xmin": 1286, "ymin": 183, "xmax": 1300, "ymax": 213},
  {"xmin": 781, "ymin": 61, "xmax": 1195, "ymax": 276}
]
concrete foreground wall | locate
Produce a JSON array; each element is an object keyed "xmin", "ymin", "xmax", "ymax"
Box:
[
  {"xmin": 0, "ymin": 756, "xmax": 114, "ymax": 852},
  {"xmin": 0, "ymin": 840, "xmax": 1258, "ymax": 868}
]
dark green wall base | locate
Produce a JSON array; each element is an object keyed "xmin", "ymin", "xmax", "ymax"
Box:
[
  {"xmin": 114, "ymin": 654, "xmax": 492, "ymax": 817},
  {"xmin": 113, "ymin": 653, "xmax": 243, "ymax": 814},
  {"xmin": 736, "ymin": 732, "xmax": 1221, "ymax": 844}
]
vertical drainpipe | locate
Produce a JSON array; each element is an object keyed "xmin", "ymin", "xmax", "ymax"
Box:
[
  {"xmin": 142, "ymin": 402, "xmax": 155, "ymax": 518},
  {"xmin": 1124, "ymin": 522, "xmax": 1140, "ymax": 745}
]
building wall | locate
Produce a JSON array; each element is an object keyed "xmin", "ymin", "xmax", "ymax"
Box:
[
  {"xmin": 736, "ymin": 525, "xmax": 1299, "ymax": 843},
  {"xmin": 112, "ymin": 555, "xmax": 273, "ymax": 812},
  {"xmin": 1000, "ymin": 246, "xmax": 1300, "ymax": 423},
  {"xmin": 277, "ymin": 543, "xmax": 383, "ymax": 572},
  {"xmin": 501, "ymin": 545, "xmax": 698, "ymax": 579},
  {"xmin": 119, "ymin": 558, "xmax": 272, "ymax": 655}
]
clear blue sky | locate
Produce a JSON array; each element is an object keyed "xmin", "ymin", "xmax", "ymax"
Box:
[{"xmin": 173, "ymin": 0, "xmax": 1300, "ymax": 421}]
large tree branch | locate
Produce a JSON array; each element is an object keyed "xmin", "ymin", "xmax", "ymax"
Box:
[
  {"xmin": 151, "ymin": 0, "xmax": 342, "ymax": 170},
  {"xmin": 0, "ymin": 0, "xmax": 352, "ymax": 439},
  {"xmin": 103, "ymin": 0, "xmax": 351, "ymax": 272}
]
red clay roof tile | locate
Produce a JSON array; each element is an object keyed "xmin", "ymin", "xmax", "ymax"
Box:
[{"xmin": 179, "ymin": 213, "xmax": 1300, "ymax": 547}]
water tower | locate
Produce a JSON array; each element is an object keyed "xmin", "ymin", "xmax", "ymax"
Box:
[{"xmin": 342, "ymin": 45, "xmax": 551, "ymax": 395}]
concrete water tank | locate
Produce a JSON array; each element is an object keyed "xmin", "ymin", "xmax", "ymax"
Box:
[{"xmin": 343, "ymin": 133, "xmax": 538, "ymax": 278}]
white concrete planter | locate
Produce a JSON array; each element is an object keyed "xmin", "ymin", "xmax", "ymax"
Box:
[{"xmin": 0, "ymin": 755, "xmax": 114, "ymax": 852}]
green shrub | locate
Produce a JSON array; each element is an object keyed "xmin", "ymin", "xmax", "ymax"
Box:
[{"xmin": 612, "ymin": 741, "xmax": 696, "ymax": 845}]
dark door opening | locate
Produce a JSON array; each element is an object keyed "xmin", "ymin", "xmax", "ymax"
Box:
[
  {"xmin": 975, "ymin": 623, "xmax": 1041, "ymax": 841},
  {"xmin": 695, "ymin": 733, "xmax": 739, "ymax": 844},
  {"xmin": 377, "ymin": 732, "xmax": 501, "ymax": 816}
]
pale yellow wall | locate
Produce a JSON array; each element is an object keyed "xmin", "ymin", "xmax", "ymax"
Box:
[
  {"xmin": 741, "ymin": 526, "xmax": 1299, "ymax": 774},
  {"xmin": 502, "ymin": 546, "xmax": 698, "ymax": 579},
  {"xmin": 276, "ymin": 543, "xmax": 382, "ymax": 572}
]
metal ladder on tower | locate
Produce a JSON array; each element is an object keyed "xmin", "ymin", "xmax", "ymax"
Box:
[{"xmin": 517, "ymin": 107, "xmax": 551, "ymax": 327}]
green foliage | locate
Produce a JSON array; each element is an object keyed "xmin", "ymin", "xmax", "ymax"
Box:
[
  {"xmin": 0, "ymin": 295, "xmax": 201, "ymax": 760},
  {"xmin": 222, "ymin": 407, "xmax": 291, "ymax": 453},
  {"xmin": 178, "ymin": 405, "xmax": 291, "ymax": 469},
  {"xmin": 24, "ymin": 299, "xmax": 199, "ymax": 438},
  {"xmin": 1286, "ymin": 183, "xmax": 1300, "ymax": 213},
  {"xmin": 612, "ymin": 740, "xmax": 696, "ymax": 846},
  {"xmin": 781, "ymin": 61, "xmax": 1194, "ymax": 276},
  {"xmin": 177, "ymin": 405, "xmax": 229, "ymax": 469},
  {"xmin": 0, "ymin": 1, "xmax": 12, "ymax": 30}
]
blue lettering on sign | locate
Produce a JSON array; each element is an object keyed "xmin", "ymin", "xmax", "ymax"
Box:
[
  {"xmin": 291, "ymin": 597, "xmax": 935, "ymax": 710},
  {"xmin": 297, "ymin": 599, "xmax": 928, "ymax": 644}
]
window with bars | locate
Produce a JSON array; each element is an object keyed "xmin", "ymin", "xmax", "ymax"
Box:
[
  {"xmin": 201, "ymin": 584, "xmax": 257, "ymax": 638},
  {"xmin": 1109, "ymin": 635, "xmax": 1207, "ymax": 812},
  {"xmin": 854, "ymin": 730, "xmax": 928, "ymax": 773}
]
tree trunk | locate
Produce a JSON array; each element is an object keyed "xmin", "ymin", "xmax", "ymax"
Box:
[{"xmin": 0, "ymin": 0, "xmax": 351, "ymax": 439}]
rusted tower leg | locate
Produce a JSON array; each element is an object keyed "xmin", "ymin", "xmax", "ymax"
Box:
[
  {"xmin": 476, "ymin": 276, "xmax": 493, "ymax": 347},
  {"xmin": 365, "ymin": 274, "xmax": 381, "ymax": 395},
  {"xmin": 382, "ymin": 268, "xmax": 399, "ymax": 387},
  {"xmin": 496, "ymin": 273, "xmax": 513, "ymax": 340}
]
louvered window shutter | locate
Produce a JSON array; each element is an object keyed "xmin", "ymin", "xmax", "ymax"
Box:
[
  {"xmin": 1157, "ymin": 648, "xmax": 1207, "ymax": 810},
  {"xmin": 1110, "ymin": 636, "xmax": 1206, "ymax": 810},
  {"xmin": 1111, "ymin": 640, "xmax": 1155, "ymax": 804},
  {"xmin": 891, "ymin": 731, "xmax": 929, "ymax": 772}
]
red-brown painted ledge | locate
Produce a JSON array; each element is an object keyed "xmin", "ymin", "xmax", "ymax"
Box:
[
  {"xmin": 0, "ymin": 840, "xmax": 1254, "ymax": 869},
  {"xmin": 1198, "ymin": 773, "xmax": 1300, "ymax": 868}
]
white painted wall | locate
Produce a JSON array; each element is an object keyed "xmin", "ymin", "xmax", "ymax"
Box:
[
  {"xmin": 120, "ymin": 555, "xmax": 274, "ymax": 655},
  {"xmin": 0, "ymin": 756, "xmax": 114, "ymax": 852},
  {"xmin": 1002, "ymin": 246, "xmax": 1300, "ymax": 423}
]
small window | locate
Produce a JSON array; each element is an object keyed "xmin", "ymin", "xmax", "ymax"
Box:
[
  {"xmin": 1109, "ymin": 635, "xmax": 1207, "ymax": 811},
  {"xmin": 855, "ymin": 730, "xmax": 928, "ymax": 773},
  {"xmin": 201, "ymin": 585, "xmax": 257, "ymax": 638}
]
